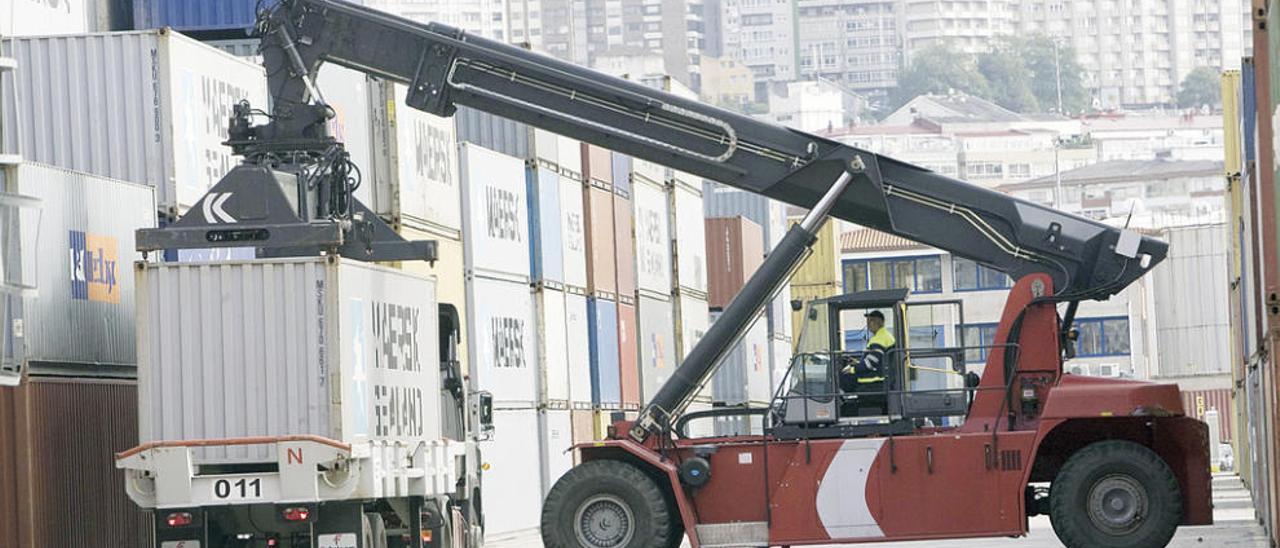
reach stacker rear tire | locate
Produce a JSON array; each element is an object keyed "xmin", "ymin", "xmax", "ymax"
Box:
[
  {"xmin": 541, "ymin": 460, "xmax": 679, "ymax": 548},
  {"xmin": 1049, "ymin": 440, "xmax": 1182, "ymax": 548}
]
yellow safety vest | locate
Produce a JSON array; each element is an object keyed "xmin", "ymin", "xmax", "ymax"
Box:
[{"xmin": 857, "ymin": 327, "xmax": 896, "ymax": 384}]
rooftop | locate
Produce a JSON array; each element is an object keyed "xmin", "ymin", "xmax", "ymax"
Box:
[
  {"xmin": 886, "ymin": 93, "xmax": 1025, "ymax": 125},
  {"xmin": 1001, "ymin": 159, "xmax": 1223, "ymax": 190},
  {"xmin": 841, "ymin": 228, "xmax": 929, "ymax": 253}
]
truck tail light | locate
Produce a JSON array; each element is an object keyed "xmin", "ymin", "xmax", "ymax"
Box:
[
  {"xmin": 281, "ymin": 507, "xmax": 311, "ymax": 522},
  {"xmin": 165, "ymin": 512, "xmax": 194, "ymax": 527}
]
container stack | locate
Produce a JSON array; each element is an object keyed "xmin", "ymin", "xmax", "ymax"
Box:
[
  {"xmin": 459, "ymin": 143, "xmax": 544, "ymax": 536},
  {"xmin": 1, "ymin": 30, "xmax": 270, "ymax": 223},
  {"xmin": 631, "ymin": 161, "xmax": 677, "ymax": 405},
  {"xmin": 0, "ymin": 163, "xmax": 156, "ymax": 545},
  {"xmin": 705, "ymin": 216, "xmax": 772, "ymax": 409},
  {"xmin": 704, "ymin": 182, "xmax": 795, "ymax": 387},
  {"xmin": 581, "ymin": 144, "xmax": 624, "ymax": 411},
  {"xmin": 666, "ymin": 169, "xmax": 716, "ymax": 433}
]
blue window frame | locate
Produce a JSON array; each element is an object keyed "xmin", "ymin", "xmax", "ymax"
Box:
[
  {"xmin": 957, "ymin": 323, "xmax": 999, "ymax": 364},
  {"xmin": 953, "ymin": 256, "xmax": 1012, "ymax": 292},
  {"xmin": 1073, "ymin": 317, "xmax": 1131, "ymax": 357},
  {"xmin": 842, "ymin": 255, "xmax": 943, "ymax": 294}
]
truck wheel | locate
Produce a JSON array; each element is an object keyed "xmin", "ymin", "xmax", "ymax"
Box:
[
  {"xmin": 1049, "ymin": 440, "xmax": 1182, "ymax": 548},
  {"xmin": 541, "ymin": 460, "xmax": 677, "ymax": 548}
]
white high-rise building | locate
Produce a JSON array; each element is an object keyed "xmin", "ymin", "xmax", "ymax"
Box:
[
  {"xmin": 1018, "ymin": 0, "xmax": 1251, "ymax": 109},
  {"xmin": 795, "ymin": 0, "xmax": 902, "ymax": 99},
  {"xmin": 720, "ymin": 0, "xmax": 798, "ymax": 101},
  {"xmin": 901, "ymin": 0, "xmax": 1018, "ymax": 59}
]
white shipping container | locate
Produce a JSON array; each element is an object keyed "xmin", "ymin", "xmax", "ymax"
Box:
[
  {"xmin": 480, "ymin": 408, "xmax": 543, "ymax": 535},
  {"xmin": 560, "ymin": 174, "xmax": 588, "ymax": 289},
  {"xmin": 632, "ymin": 159, "xmax": 668, "ymax": 186},
  {"xmin": 384, "ymin": 83, "xmax": 461, "ymax": 233},
  {"xmin": 564, "ymin": 291, "xmax": 593, "ymax": 406},
  {"xmin": 137, "ymin": 257, "xmax": 442, "ymax": 463},
  {"xmin": 533, "ymin": 128, "xmax": 558, "ymax": 168},
  {"xmin": 460, "ymin": 144, "xmax": 530, "ymax": 281},
  {"xmin": 2, "ymin": 0, "xmax": 90, "ymax": 36},
  {"xmin": 318, "ymin": 65, "xmax": 376, "ymax": 209},
  {"xmin": 536, "ymin": 288, "xmax": 570, "ymax": 403},
  {"xmin": 539, "ymin": 409, "xmax": 574, "ymax": 496},
  {"xmin": 675, "ymin": 291, "xmax": 710, "ymax": 361},
  {"xmin": 557, "ymin": 135, "xmax": 583, "ymax": 180},
  {"xmin": 2, "ymin": 30, "xmax": 270, "ymax": 213},
  {"xmin": 633, "ymin": 174, "xmax": 672, "ymax": 295},
  {"xmin": 467, "ymin": 276, "xmax": 538, "ymax": 407},
  {"xmin": 671, "ymin": 179, "xmax": 707, "ymax": 293},
  {"xmin": 7, "ymin": 162, "xmax": 154, "ymax": 374},
  {"xmin": 770, "ymin": 335, "xmax": 793, "ymax": 396}
]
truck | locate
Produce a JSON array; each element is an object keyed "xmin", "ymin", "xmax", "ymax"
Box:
[{"xmin": 117, "ymin": 1, "xmax": 1213, "ymax": 547}]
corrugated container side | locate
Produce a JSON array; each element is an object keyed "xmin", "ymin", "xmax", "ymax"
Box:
[
  {"xmin": 384, "ymin": 84, "xmax": 462, "ymax": 233},
  {"xmin": 618, "ymin": 300, "xmax": 640, "ymax": 408},
  {"xmin": 532, "ymin": 128, "xmax": 558, "ymax": 168},
  {"xmin": 528, "ymin": 167, "xmax": 565, "ymax": 286},
  {"xmin": 452, "ymin": 106, "xmax": 532, "ymax": 160},
  {"xmin": 670, "ymin": 180, "xmax": 708, "ymax": 294},
  {"xmin": 460, "ymin": 144, "xmax": 530, "ymax": 282},
  {"xmin": 588, "ymin": 297, "xmax": 622, "ymax": 408},
  {"xmin": 703, "ymin": 181, "xmax": 789, "ymax": 247},
  {"xmin": 397, "ymin": 227, "xmax": 468, "ymax": 375},
  {"xmin": 468, "ymin": 276, "xmax": 538, "ymax": 408},
  {"xmin": 708, "ymin": 311, "xmax": 769, "ymax": 405},
  {"xmin": 0, "ymin": 377, "xmax": 150, "ymax": 547},
  {"xmin": 1153, "ymin": 225, "xmax": 1231, "ymax": 377},
  {"xmin": 582, "ymin": 144, "xmax": 612, "ymax": 187},
  {"xmin": 3, "ymin": 0, "xmax": 93, "ymax": 36},
  {"xmin": 637, "ymin": 294, "xmax": 676, "ymax": 402},
  {"xmin": 13, "ymin": 163, "xmax": 155, "ymax": 370},
  {"xmin": 791, "ymin": 219, "xmax": 841, "ymax": 285},
  {"xmin": 614, "ymin": 193, "xmax": 637, "ymax": 300},
  {"xmin": 560, "ymin": 176, "xmax": 589, "ymax": 290},
  {"xmin": 539, "ymin": 409, "xmax": 574, "ymax": 495},
  {"xmin": 133, "ymin": 0, "xmax": 263, "ymax": 31},
  {"xmin": 535, "ymin": 288, "xmax": 570, "ymax": 404},
  {"xmin": 570, "ymin": 409, "xmax": 597, "ymax": 449},
  {"xmin": 584, "ymin": 185, "xmax": 617, "ymax": 297},
  {"xmin": 3, "ymin": 31, "xmax": 269, "ymax": 214},
  {"xmin": 480, "ymin": 408, "xmax": 542, "ymax": 535},
  {"xmin": 705, "ymin": 216, "xmax": 765, "ymax": 310},
  {"xmin": 557, "ymin": 136, "xmax": 583, "ymax": 181},
  {"xmin": 139, "ymin": 258, "xmax": 442, "ymax": 461},
  {"xmin": 633, "ymin": 175, "xmax": 673, "ymax": 296},
  {"xmin": 1182, "ymin": 388, "xmax": 1233, "ymax": 442},
  {"xmin": 611, "ymin": 153, "xmax": 633, "ymax": 196},
  {"xmin": 564, "ymin": 291, "xmax": 593, "ymax": 407},
  {"xmin": 674, "ymin": 290, "xmax": 710, "ymax": 361}
]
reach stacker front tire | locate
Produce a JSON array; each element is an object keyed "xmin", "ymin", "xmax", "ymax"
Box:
[
  {"xmin": 541, "ymin": 460, "xmax": 679, "ymax": 548},
  {"xmin": 1049, "ymin": 440, "xmax": 1182, "ymax": 548}
]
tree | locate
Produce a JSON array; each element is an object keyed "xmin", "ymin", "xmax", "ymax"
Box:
[
  {"xmin": 1004, "ymin": 35, "xmax": 1089, "ymax": 114},
  {"xmin": 978, "ymin": 45, "xmax": 1040, "ymax": 113},
  {"xmin": 1177, "ymin": 67, "xmax": 1221, "ymax": 108},
  {"xmin": 889, "ymin": 43, "xmax": 990, "ymax": 110}
]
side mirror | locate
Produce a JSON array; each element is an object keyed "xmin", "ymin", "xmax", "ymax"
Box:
[{"xmin": 475, "ymin": 391, "xmax": 495, "ymax": 441}]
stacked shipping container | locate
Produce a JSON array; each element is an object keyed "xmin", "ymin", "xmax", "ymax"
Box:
[
  {"xmin": 0, "ymin": 163, "xmax": 156, "ymax": 542},
  {"xmin": 705, "ymin": 216, "xmax": 771, "ymax": 407}
]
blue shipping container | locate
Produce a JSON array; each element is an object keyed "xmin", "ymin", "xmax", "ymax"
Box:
[
  {"xmin": 528, "ymin": 167, "xmax": 565, "ymax": 285},
  {"xmin": 611, "ymin": 153, "xmax": 632, "ymax": 197},
  {"xmin": 588, "ymin": 297, "xmax": 622, "ymax": 407},
  {"xmin": 133, "ymin": 0, "xmax": 270, "ymax": 32}
]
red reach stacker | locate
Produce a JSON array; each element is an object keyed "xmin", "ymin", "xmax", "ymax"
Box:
[{"xmin": 123, "ymin": 1, "xmax": 1211, "ymax": 546}]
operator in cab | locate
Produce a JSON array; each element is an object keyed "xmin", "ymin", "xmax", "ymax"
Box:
[{"xmin": 840, "ymin": 310, "xmax": 896, "ymax": 394}]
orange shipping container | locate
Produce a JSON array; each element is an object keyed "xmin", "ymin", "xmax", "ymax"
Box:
[
  {"xmin": 582, "ymin": 143, "xmax": 614, "ymax": 187},
  {"xmin": 0, "ymin": 377, "xmax": 150, "ymax": 546},
  {"xmin": 618, "ymin": 301, "xmax": 640, "ymax": 409},
  {"xmin": 1181, "ymin": 388, "xmax": 1233, "ymax": 442},
  {"xmin": 705, "ymin": 216, "xmax": 765, "ymax": 310},
  {"xmin": 585, "ymin": 184, "xmax": 618, "ymax": 298},
  {"xmin": 615, "ymin": 193, "xmax": 637, "ymax": 301}
]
